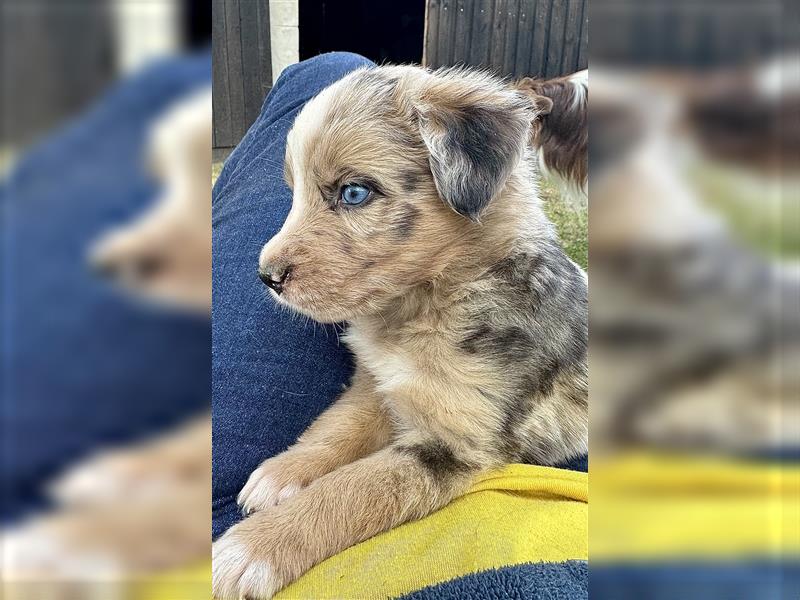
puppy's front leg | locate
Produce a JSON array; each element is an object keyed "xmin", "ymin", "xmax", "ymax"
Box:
[
  {"xmin": 214, "ymin": 438, "xmax": 478, "ymax": 599},
  {"xmin": 238, "ymin": 369, "xmax": 392, "ymax": 514}
]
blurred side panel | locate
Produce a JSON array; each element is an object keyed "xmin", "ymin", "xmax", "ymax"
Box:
[
  {"xmin": 589, "ymin": 0, "xmax": 800, "ymax": 598},
  {"xmin": 112, "ymin": 0, "xmax": 180, "ymax": 73},
  {"xmin": 2, "ymin": 1, "xmax": 212, "ymax": 597}
]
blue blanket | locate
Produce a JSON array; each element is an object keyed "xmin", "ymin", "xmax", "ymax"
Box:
[{"xmin": 403, "ymin": 561, "xmax": 588, "ymax": 600}]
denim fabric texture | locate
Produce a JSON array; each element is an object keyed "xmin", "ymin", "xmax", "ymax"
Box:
[
  {"xmin": 2, "ymin": 53, "xmax": 211, "ymax": 522},
  {"xmin": 212, "ymin": 53, "xmax": 374, "ymax": 538}
]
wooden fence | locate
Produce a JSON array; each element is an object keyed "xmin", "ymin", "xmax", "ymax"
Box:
[
  {"xmin": 212, "ymin": 0, "xmax": 272, "ymax": 159},
  {"xmin": 212, "ymin": 0, "xmax": 790, "ymax": 155},
  {"xmin": 424, "ymin": 0, "xmax": 588, "ymax": 78},
  {"xmin": 212, "ymin": 0, "xmax": 589, "ymax": 155}
]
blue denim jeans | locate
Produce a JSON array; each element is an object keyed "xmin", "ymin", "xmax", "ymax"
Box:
[{"xmin": 212, "ymin": 53, "xmax": 374, "ymax": 537}]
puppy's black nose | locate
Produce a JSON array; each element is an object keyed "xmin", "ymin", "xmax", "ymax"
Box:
[{"xmin": 258, "ymin": 263, "xmax": 291, "ymax": 294}]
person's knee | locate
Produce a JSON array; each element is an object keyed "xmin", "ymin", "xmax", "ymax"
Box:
[{"xmin": 274, "ymin": 52, "xmax": 375, "ymax": 92}]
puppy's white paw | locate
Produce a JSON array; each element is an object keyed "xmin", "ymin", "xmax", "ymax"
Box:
[
  {"xmin": 212, "ymin": 528, "xmax": 283, "ymax": 600},
  {"xmin": 237, "ymin": 452, "xmax": 313, "ymax": 514},
  {"xmin": 237, "ymin": 474, "xmax": 301, "ymax": 515}
]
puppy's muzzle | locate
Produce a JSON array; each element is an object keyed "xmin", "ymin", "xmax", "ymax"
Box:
[{"xmin": 258, "ymin": 262, "xmax": 292, "ymax": 294}]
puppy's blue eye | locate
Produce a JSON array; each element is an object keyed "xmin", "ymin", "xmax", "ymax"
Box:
[{"xmin": 340, "ymin": 184, "xmax": 371, "ymax": 206}]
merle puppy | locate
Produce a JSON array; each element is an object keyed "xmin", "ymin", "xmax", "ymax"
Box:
[{"xmin": 213, "ymin": 65, "xmax": 588, "ymax": 599}]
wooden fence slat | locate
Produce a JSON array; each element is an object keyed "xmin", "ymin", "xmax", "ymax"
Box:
[
  {"xmin": 545, "ymin": 0, "xmax": 567, "ymax": 77},
  {"xmin": 239, "ymin": 0, "xmax": 264, "ymax": 129},
  {"xmin": 212, "ymin": 0, "xmax": 233, "ymax": 148},
  {"xmin": 453, "ymin": 0, "xmax": 475, "ymax": 66},
  {"xmin": 468, "ymin": 0, "xmax": 494, "ymax": 67},
  {"xmin": 256, "ymin": 0, "xmax": 272, "ymax": 95},
  {"xmin": 577, "ymin": 0, "xmax": 588, "ymax": 70},
  {"xmin": 501, "ymin": 0, "xmax": 521, "ymax": 75},
  {"xmin": 224, "ymin": 0, "xmax": 246, "ymax": 141},
  {"xmin": 514, "ymin": 0, "xmax": 537, "ymax": 75},
  {"xmin": 489, "ymin": 0, "xmax": 509, "ymax": 73},
  {"xmin": 561, "ymin": 0, "xmax": 583, "ymax": 73},
  {"xmin": 437, "ymin": 0, "xmax": 457, "ymax": 65},
  {"xmin": 530, "ymin": 0, "xmax": 552, "ymax": 77},
  {"xmin": 424, "ymin": 0, "xmax": 441, "ymax": 66}
]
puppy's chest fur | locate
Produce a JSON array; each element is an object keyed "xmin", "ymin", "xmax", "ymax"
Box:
[
  {"xmin": 344, "ymin": 304, "xmax": 491, "ymax": 442},
  {"xmin": 344, "ymin": 241, "xmax": 589, "ymax": 466}
]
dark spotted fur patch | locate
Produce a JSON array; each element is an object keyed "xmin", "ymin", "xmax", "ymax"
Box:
[
  {"xmin": 459, "ymin": 241, "xmax": 588, "ymax": 464},
  {"xmin": 422, "ymin": 96, "xmax": 531, "ymax": 220},
  {"xmin": 392, "ymin": 203, "xmax": 421, "ymax": 239},
  {"xmin": 398, "ymin": 440, "xmax": 474, "ymax": 480},
  {"xmin": 400, "ymin": 168, "xmax": 426, "ymax": 194}
]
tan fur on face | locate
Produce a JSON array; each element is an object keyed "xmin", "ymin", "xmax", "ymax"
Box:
[{"xmin": 259, "ymin": 67, "xmax": 540, "ymax": 323}]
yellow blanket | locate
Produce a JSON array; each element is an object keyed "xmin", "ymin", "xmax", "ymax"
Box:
[
  {"xmin": 140, "ymin": 464, "xmax": 588, "ymax": 599},
  {"xmin": 141, "ymin": 454, "xmax": 800, "ymax": 598},
  {"xmin": 280, "ymin": 464, "xmax": 588, "ymax": 599}
]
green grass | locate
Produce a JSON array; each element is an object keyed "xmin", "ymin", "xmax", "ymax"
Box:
[
  {"xmin": 212, "ymin": 162, "xmax": 223, "ymax": 186},
  {"xmin": 539, "ymin": 180, "xmax": 588, "ymax": 269}
]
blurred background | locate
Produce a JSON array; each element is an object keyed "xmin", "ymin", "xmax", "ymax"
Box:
[
  {"xmin": 3, "ymin": 0, "xmax": 210, "ymax": 155},
  {"xmin": 2, "ymin": 1, "xmax": 212, "ymax": 598},
  {"xmin": 589, "ymin": 0, "xmax": 799, "ymax": 598}
]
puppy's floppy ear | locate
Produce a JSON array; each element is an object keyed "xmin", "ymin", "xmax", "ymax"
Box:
[
  {"xmin": 415, "ymin": 70, "xmax": 534, "ymax": 220},
  {"xmin": 531, "ymin": 94, "xmax": 554, "ymax": 116},
  {"xmin": 515, "ymin": 77, "xmax": 554, "ymax": 116}
]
